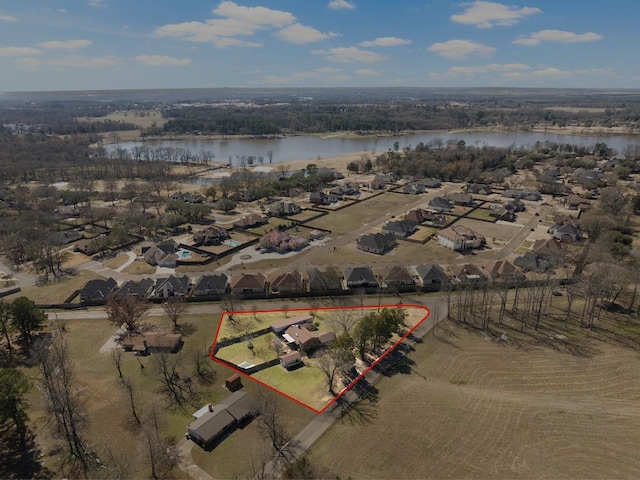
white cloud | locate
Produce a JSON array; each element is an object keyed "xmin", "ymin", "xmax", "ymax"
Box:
[
  {"xmin": 451, "ymin": 1, "xmax": 541, "ymax": 28},
  {"xmin": 312, "ymin": 46, "xmax": 385, "ymax": 63},
  {"xmin": 359, "ymin": 37, "xmax": 411, "ymax": 48},
  {"xmin": 15, "ymin": 57, "xmax": 40, "ymax": 69},
  {"xmin": 0, "ymin": 46, "xmax": 43, "ymax": 57},
  {"xmin": 88, "ymin": 0, "xmax": 108, "ymax": 8},
  {"xmin": 503, "ymin": 66, "xmax": 615, "ymax": 80},
  {"xmin": 38, "ymin": 39, "xmax": 93, "ymax": 50},
  {"xmin": 48, "ymin": 55, "xmax": 120, "ymax": 67},
  {"xmin": 427, "ymin": 40, "xmax": 495, "ymax": 59},
  {"xmin": 276, "ymin": 24, "xmax": 338, "ymax": 44},
  {"xmin": 135, "ymin": 55, "xmax": 191, "ymax": 66},
  {"xmin": 0, "ymin": 12, "xmax": 17, "ymax": 22},
  {"xmin": 430, "ymin": 63, "xmax": 531, "ymax": 79},
  {"xmin": 155, "ymin": 1, "xmax": 297, "ymax": 47},
  {"xmin": 328, "ymin": 0, "xmax": 355, "ymax": 10},
  {"xmin": 355, "ymin": 69, "xmax": 382, "ymax": 76},
  {"xmin": 514, "ymin": 29, "xmax": 604, "ymax": 46}
]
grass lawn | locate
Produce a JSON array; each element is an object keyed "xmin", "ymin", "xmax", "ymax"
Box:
[
  {"xmin": 5, "ymin": 270, "xmax": 105, "ymax": 304},
  {"xmin": 307, "ymin": 193, "xmax": 411, "ymax": 235},
  {"xmin": 248, "ymin": 218, "xmax": 293, "ymax": 235},
  {"xmin": 466, "ymin": 208, "xmax": 497, "ymax": 222},
  {"xmin": 253, "ymin": 362, "xmax": 330, "ymax": 411},
  {"xmin": 215, "ymin": 333, "xmax": 279, "ymax": 365},
  {"xmin": 409, "ymin": 225, "xmax": 438, "ymax": 243},
  {"xmin": 122, "ymin": 259, "xmax": 156, "ymax": 275},
  {"xmin": 289, "ymin": 209, "xmax": 326, "ymax": 223}
]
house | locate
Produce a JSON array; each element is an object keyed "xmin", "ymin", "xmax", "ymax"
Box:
[
  {"xmin": 193, "ymin": 226, "xmax": 229, "ymax": 246},
  {"xmin": 230, "ymin": 273, "xmax": 266, "ymax": 294},
  {"xmin": 79, "ymin": 277, "xmax": 117, "ymax": 303},
  {"xmin": 514, "ymin": 252, "xmax": 550, "ymax": 273},
  {"xmin": 259, "ymin": 231, "xmax": 308, "ymax": 253},
  {"xmin": 548, "ymin": 223, "xmax": 581, "ymax": 242},
  {"xmin": 504, "ymin": 199, "xmax": 525, "ymax": 212},
  {"xmin": 466, "ymin": 183, "xmax": 492, "ymax": 195},
  {"xmin": 379, "ymin": 266, "xmax": 414, "ymax": 288},
  {"xmin": 482, "ymin": 260, "xmax": 525, "ymax": 282},
  {"xmin": 382, "ymin": 220, "xmax": 416, "ymax": 238},
  {"xmin": 344, "ymin": 267, "xmax": 378, "ymax": 289},
  {"xmin": 233, "ymin": 214, "xmax": 268, "ymax": 229},
  {"xmin": 437, "ymin": 225, "xmax": 485, "ymax": 252},
  {"xmin": 309, "ymin": 191, "xmax": 331, "ymax": 205},
  {"xmin": 142, "ymin": 240, "xmax": 178, "ymax": 268},
  {"xmin": 121, "ymin": 331, "xmax": 183, "ymax": 354},
  {"xmin": 171, "ymin": 192, "xmax": 205, "ymax": 204},
  {"xmin": 428, "ymin": 196, "xmax": 454, "ymax": 213},
  {"xmin": 270, "ymin": 314, "xmax": 313, "ymax": 334},
  {"xmin": 564, "ymin": 195, "xmax": 591, "ymax": 211},
  {"xmin": 283, "ymin": 325, "xmax": 336, "ymax": 352},
  {"xmin": 193, "ymin": 274, "xmax": 228, "ymax": 296},
  {"xmin": 52, "ymin": 229, "xmax": 83, "ymax": 245},
  {"xmin": 403, "ymin": 183, "xmax": 426, "ymax": 195},
  {"xmin": 307, "ymin": 268, "xmax": 343, "ymax": 292},
  {"xmin": 187, "ymin": 392, "xmax": 258, "ymax": 447},
  {"xmin": 153, "ymin": 274, "xmax": 191, "ymax": 298},
  {"xmin": 229, "ymin": 190, "xmax": 256, "ymax": 202},
  {"xmin": 445, "ymin": 193, "xmax": 474, "ymax": 206},
  {"xmin": 280, "ymin": 351, "xmax": 303, "ymax": 369},
  {"xmin": 330, "ymin": 183, "xmax": 359, "ymax": 197},
  {"xmin": 502, "ymin": 190, "xmax": 542, "ymax": 201},
  {"xmin": 356, "ymin": 233, "xmax": 396, "ymax": 255},
  {"xmin": 419, "ymin": 177, "xmax": 441, "ymax": 189},
  {"xmin": 116, "ymin": 278, "xmax": 154, "ymax": 299},
  {"xmin": 269, "ymin": 271, "xmax": 303, "ymax": 294},
  {"xmin": 369, "ymin": 175, "xmax": 387, "ymax": 190},
  {"xmin": 414, "ymin": 264, "xmax": 449, "ymax": 286},
  {"xmin": 268, "ymin": 200, "xmax": 301, "ymax": 217},
  {"xmin": 490, "ymin": 206, "xmax": 515, "ymax": 222},
  {"xmin": 450, "ymin": 264, "xmax": 487, "ymax": 285},
  {"xmin": 533, "ymin": 238, "xmax": 565, "ymax": 259},
  {"xmin": 405, "ymin": 208, "xmax": 444, "ymax": 225}
]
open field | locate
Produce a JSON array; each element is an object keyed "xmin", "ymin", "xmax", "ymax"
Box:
[
  {"xmin": 309, "ymin": 318, "xmax": 640, "ymax": 479},
  {"xmin": 4, "ymin": 270, "xmax": 105, "ymax": 303},
  {"xmin": 455, "ymin": 217, "xmax": 522, "ymax": 242},
  {"xmin": 307, "ymin": 194, "xmax": 412, "ymax": 235}
]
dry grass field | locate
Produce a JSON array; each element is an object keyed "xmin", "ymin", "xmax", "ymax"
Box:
[
  {"xmin": 309, "ymin": 318, "xmax": 640, "ymax": 479},
  {"xmin": 4, "ymin": 270, "xmax": 105, "ymax": 304}
]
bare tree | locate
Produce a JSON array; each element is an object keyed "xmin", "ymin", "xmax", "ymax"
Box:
[
  {"xmin": 191, "ymin": 345, "xmax": 216, "ymax": 384},
  {"xmin": 139, "ymin": 406, "xmax": 178, "ymax": 479},
  {"xmin": 111, "ymin": 348, "xmax": 123, "ymax": 378},
  {"xmin": 257, "ymin": 391, "xmax": 292, "ymax": 460},
  {"xmin": 152, "ymin": 353, "xmax": 193, "ymax": 408},
  {"xmin": 120, "ymin": 377, "xmax": 141, "ymax": 428},
  {"xmin": 34, "ymin": 328, "xmax": 92, "ymax": 474},
  {"xmin": 106, "ymin": 295, "xmax": 151, "ymax": 333},
  {"xmin": 162, "ymin": 297, "xmax": 189, "ymax": 332}
]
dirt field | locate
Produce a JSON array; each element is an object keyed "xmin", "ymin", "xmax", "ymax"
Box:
[{"xmin": 309, "ymin": 319, "xmax": 640, "ymax": 479}]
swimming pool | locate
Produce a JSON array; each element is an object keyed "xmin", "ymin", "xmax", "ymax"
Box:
[
  {"xmin": 178, "ymin": 249, "xmax": 192, "ymax": 259},
  {"xmin": 224, "ymin": 239, "xmax": 242, "ymax": 247}
]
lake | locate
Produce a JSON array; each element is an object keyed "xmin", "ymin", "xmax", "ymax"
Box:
[{"xmin": 107, "ymin": 130, "xmax": 640, "ymax": 166}]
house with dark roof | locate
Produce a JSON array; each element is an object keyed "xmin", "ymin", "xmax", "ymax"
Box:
[
  {"xmin": 142, "ymin": 240, "xmax": 178, "ymax": 268},
  {"xmin": 116, "ymin": 278, "xmax": 154, "ymax": 299},
  {"xmin": 193, "ymin": 274, "xmax": 228, "ymax": 296},
  {"xmin": 121, "ymin": 331, "xmax": 183, "ymax": 354},
  {"xmin": 419, "ymin": 177, "xmax": 441, "ymax": 189},
  {"xmin": 445, "ymin": 193, "xmax": 474, "ymax": 206},
  {"xmin": 270, "ymin": 314, "xmax": 313, "ymax": 334},
  {"xmin": 193, "ymin": 226, "xmax": 229, "ymax": 246},
  {"xmin": 502, "ymin": 190, "xmax": 542, "ymax": 201},
  {"xmin": 379, "ymin": 266, "xmax": 414, "ymax": 288},
  {"xmin": 309, "ymin": 191, "xmax": 331, "ymax": 205},
  {"xmin": 489, "ymin": 206, "xmax": 515, "ymax": 222},
  {"xmin": 230, "ymin": 273, "xmax": 266, "ymax": 294},
  {"xmin": 428, "ymin": 196, "xmax": 453, "ymax": 213},
  {"xmin": 259, "ymin": 231, "xmax": 308, "ymax": 253},
  {"xmin": 153, "ymin": 274, "xmax": 192, "ymax": 298},
  {"xmin": 414, "ymin": 264, "xmax": 449, "ymax": 286},
  {"xmin": 79, "ymin": 277, "xmax": 117, "ymax": 303},
  {"xmin": 269, "ymin": 271, "xmax": 303, "ymax": 294},
  {"xmin": 53, "ymin": 229, "xmax": 83, "ymax": 245},
  {"xmin": 466, "ymin": 183, "xmax": 492, "ymax": 195},
  {"xmin": 548, "ymin": 223, "xmax": 581, "ymax": 242},
  {"xmin": 187, "ymin": 392, "xmax": 258, "ymax": 447},
  {"xmin": 268, "ymin": 200, "xmax": 301, "ymax": 217},
  {"xmin": 564, "ymin": 195, "xmax": 591, "ymax": 211},
  {"xmin": 171, "ymin": 192, "xmax": 205, "ymax": 204},
  {"xmin": 307, "ymin": 268, "xmax": 343, "ymax": 292},
  {"xmin": 403, "ymin": 183, "xmax": 426, "ymax": 195},
  {"xmin": 405, "ymin": 208, "xmax": 444, "ymax": 225},
  {"xmin": 280, "ymin": 351, "xmax": 303, "ymax": 369},
  {"xmin": 514, "ymin": 252, "xmax": 550, "ymax": 273},
  {"xmin": 344, "ymin": 267, "xmax": 378, "ymax": 289},
  {"xmin": 356, "ymin": 233, "xmax": 396, "ymax": 255},
  {"xmin": 382, "ymin": 220, "xmax": 416, "ymax": 238}
]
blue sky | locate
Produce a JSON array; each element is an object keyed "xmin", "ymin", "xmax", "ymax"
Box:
[{"xmin": 0, "ymin": 0, "xmax": 638, "ymax": 92}]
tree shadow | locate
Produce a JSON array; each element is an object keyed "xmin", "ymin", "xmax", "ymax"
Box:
[
  {"xmin": 0, "ymin": 425, "xmax": 49, "ymax": 480},
  {"xmin": 175, "ymin": 322, "xmax": 198, "ymax": 336}
]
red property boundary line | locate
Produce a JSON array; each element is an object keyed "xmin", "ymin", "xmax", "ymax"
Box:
[{"xmin": 209, "ymin": 304, "xmax": 430, "ymax": 414}]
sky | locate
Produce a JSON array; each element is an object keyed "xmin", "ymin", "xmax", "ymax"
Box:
[{"xmin": 0, "ymin": 0, "xmax": 639, "ymax": 92}]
